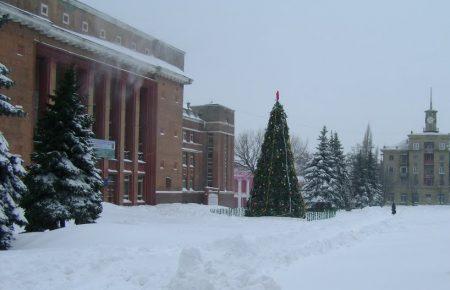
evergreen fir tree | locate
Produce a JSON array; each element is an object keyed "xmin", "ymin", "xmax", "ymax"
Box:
[
  {"xmin": 22, "ymin": 68, "xmax": 102, "ymax": 231},
  {"xmin": 349, "ymin": 125, "xmax": 384, "ymax": 209},
  {"xmin": 302, "ymin": 126, "xmax": 336, "ymax": 211},
  {"xmin": 350, "ymin": 150, "xmax": 370, "ymax": 208},
  {"xmin": 391, "ymin": 202, "xmax": 396, "ymax": 215},
  {"xmin": 329, "ymin": 132, "xmax": 350, "ymax": 210},
  {"xmin": 246, "ymin": 94, "xmax": 305, "ymax": 217},
  {"xmin": 0, "ymin": 14, "xmax": 27, "ymax": 249},
  {"xmin": 367, "ymin": 149, "xmax": 383, "ymax": 206}
]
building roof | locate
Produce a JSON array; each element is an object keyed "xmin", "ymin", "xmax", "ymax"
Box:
[
  {"xmin": 383, "ymin": 139, "xmax": 409, "ymax": 151},
  {"xmin": 191, "ymin": 103, "xmax": 235, "ymax": 112},
  {"xmin": 408, "ymin": 132, "xmax": 450, "ymax": 136},
  {"xmin": 183, "ymin": 107, "xmax": 204, "ymax": 123},
  {"xmin": 0, "ymin": 1, "xmax": 192, "ymax": 85},
  {"xmin": 71, "ymin": 0, "xmax": 185, "ymax": 55}
]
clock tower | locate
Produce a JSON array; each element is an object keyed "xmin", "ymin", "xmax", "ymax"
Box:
[{"xmin": 424, "ymin": 89, "xmax": 438, "ymax": 133}]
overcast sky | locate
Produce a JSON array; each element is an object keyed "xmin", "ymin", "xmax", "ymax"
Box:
[{"xmin": 81, "ymin": 0, "xmax": 450, "ymax": 152}]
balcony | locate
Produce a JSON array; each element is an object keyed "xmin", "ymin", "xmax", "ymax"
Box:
[
  {"xmin": 424, "ymin": 175, "xmax": 434, "ymax": 186},
  {"xmin": 424, "ymin": 147, "xmax": 434, "ymax": 154}
]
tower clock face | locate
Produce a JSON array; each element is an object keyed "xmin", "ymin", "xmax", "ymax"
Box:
[{"xmin": 427, "ymin": 116, "xmax": 435, "ymax": 124}]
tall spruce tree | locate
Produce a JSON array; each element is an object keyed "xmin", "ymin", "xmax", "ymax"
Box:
[
  {"xmin": 367, "ymin": 149, "xmax": 383, "ymax": 206},
  {"xmin": 0, "ymin": 14, "xmax": 27, "ymax": 250},
  {"xmin": 22, "ymin": 68, "xmax": 102, "ymax": 231},
  {"xmin": 302, "ymin": 126, "xmax": 336, "ymax": 211},
  {"xmin": 348, "ymin": 125, "xmax": 384, "ymax": 209},
  {"xmin": 246, "ymin": 95, "xmax": 305, "ymax": 217},
  {"xmin": 329, "ymin": 132, "xmax": 350, "ymax": 210},
  {"xmin": 350, "ymin": 150, "xmax": 370, "ymax": 208}
]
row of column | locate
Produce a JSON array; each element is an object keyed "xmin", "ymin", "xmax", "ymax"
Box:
[
  {"xmin": 37, "ymin": 52, "xmax": 156, "ymax": 205},
  {"xmin": 236, "ymin": 178, "xmax": 251, "ymax": 208}
]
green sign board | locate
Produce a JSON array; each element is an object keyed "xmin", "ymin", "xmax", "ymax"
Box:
[{"xmin": 92, "ymin": 139, "xmax": 115, "ymax": 159}]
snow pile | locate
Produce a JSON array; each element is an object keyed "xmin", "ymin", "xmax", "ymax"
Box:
[{"xmin": 1, "ymin": 204, "xmax": 450, "ymax": 290}]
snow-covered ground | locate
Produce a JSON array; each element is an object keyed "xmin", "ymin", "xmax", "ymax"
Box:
[{"xmin": 1, "ymin": 203, "xmax": 449, "ymax": 290}]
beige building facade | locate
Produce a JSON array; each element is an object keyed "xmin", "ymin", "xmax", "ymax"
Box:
[{"xmin": 382, "ymin": 98, "xmax": 450, "ymax": 205}]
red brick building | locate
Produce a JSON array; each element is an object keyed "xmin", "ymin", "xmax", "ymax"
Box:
[{"xmin": 0, "ymin": 0, "xmax": 235, "ymax": 206}]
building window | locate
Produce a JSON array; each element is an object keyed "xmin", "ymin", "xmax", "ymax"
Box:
[
  {"xmin": 165, "ymin": 177, "xmax": 172, "ymax": 190},
  {"xmin": 400, "ymin": 166, "xmax": 408, "ymax": 175},
  {"xmin": 183, "ymin": 131, "xmax": 187, "ymax": 142},
  {"xmin": 189, "ymin": 154, "xmax": 195, "ymax": 167},
  {"xmin": 173, "ymin": 162, "xmax": 178, "ymax": 171},
  {"xmin": 388, "ymin": 166, "xmax": 394, "ymax": 174},
  {"xmin": 145, "ymin": 48, "xmax": 151, "ymax": 55},
  {"xmin": 401, "ymin": 194, "xmax": 408, "ymax": 204},
  {"xmin": 123, "ymin": 175, "xmax": 131, "ymax": 201},
  {"xmin": 424, "ymin": 142, "xmax": 434, "ymax": 151},
  {"xmin": 412, "ymin": 193, "xmax": 419, "ymax": 205},
  {"xmin": 424, "ymin": 153, "xmax": 434, "ymax": 163},
  {"xmin": 438, "ymin": 193, "xmax": 446, "ymax": 205},
  {"xmin": 189, "ymin": 132, "xmax": 194, "ymax": 143},
  {"xmin": 40, "ymin": 3, "xmax": 49, "ymax": 17},
  {"xmin": 182, "ymin": 168, "xmax": 187, "ymax": 190},
  {"xmin": 389, "ymin": 155, "xmax": 394, "ymax": 161},
  {"xmin": 412, "ymin": 167, "xmax": 418, "ymax": 174},
  {"xmin": 207, "ymin": 133, "xmax": 214, "ymax": 187},
  {"xmin": 439, "ymin": 142, "xmax": 447, "ymax": 150},
  {"xmin": 160, "ymin": 128, "xmax": 165, "ymax": 135},
  {"xmin": 188, "ymin": 168, "xmax": 194, "ymax": 189},
  {"xmin": 62, "ymin": 13, "xmax": 70, "ymax": 25},
  {"xmin": 182, "ymin": 152, "xmax": 187, "ymax": 166},
  {"xmin": 400, "ymin": 154, "xmax": 408, "ymax": 164},
  {"xmin": 131, "ymin": 42, "xmax": 137, "ymax": 50},
  {"xmin": 137, "ymin": 175, "xmax": 144, "ymax": 201},
  {"xmin": 82, "ymin": 21, "xmax": 89, "ymax": 32},
  {"xmin": 439, "ymin": 166, "xmax": 445, "ymax": 175},
  {"xmin": 160, "ymin": 160, "xmax": 165, "ymax": 169},
  {"xmin": 116, "ymin": 36, "xmax": 122, "ymax": 45},
  {"xmin": 100, "ymin": 29, "xmax": 106, "ymax": 39},
  {"xmin": 174, "ymin": 130, "xmax": 179, "ymax": 138},
  {"xmin": 106, "ymin": 173, "xmax": 116, "ymax": 203},
  {"xmin": 424, "ymin": 176, "xmax": 433, "ymax": 186},
  {"xmin": 412, "ymin": 143, "xmax": 420, "ymax": 150}
]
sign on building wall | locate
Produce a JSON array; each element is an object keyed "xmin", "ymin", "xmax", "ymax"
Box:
[{"xmin": 92, "ymin": 139, "xmax": 115, "ymax": 159}]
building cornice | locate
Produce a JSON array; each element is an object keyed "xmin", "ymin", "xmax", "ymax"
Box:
[
  {"xmin": 0, "ymin": 2, "xmax": 193, "ymax": 85},
  {"xmin": 66, "ymin": 0, "xmax": 186, "ymax": 55}
]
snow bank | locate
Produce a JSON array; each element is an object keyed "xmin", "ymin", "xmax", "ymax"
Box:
[{"xmin": 1, "ymin": 204, "xmax": 449, "ymax": 290}]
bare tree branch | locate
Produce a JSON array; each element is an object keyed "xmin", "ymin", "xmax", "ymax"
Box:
[
  {"xmin": 234, "ymin": 130, "xmax": 264, "ymax": 174},
  {"xmin": 235, "ymin": 129, "xmax": 311, "ymax": 176}
]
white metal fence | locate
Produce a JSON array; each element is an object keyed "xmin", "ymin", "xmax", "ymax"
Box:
[{"xmin": 210, "ymin": 208, "xmax": 337, "ymax": 221}]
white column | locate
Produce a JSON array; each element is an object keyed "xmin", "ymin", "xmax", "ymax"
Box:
[
  {"xmin": 245, "ymin": 178, "xmax": 250, "ymax": 195},
  {"xmin": 237, "ymin": 179, "xmax": 243, "ymax": 208}
]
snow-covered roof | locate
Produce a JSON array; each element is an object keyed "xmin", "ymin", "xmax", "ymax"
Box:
[
  {"xmin": 73, "ymin": 1, "xmax": 185, "ymax": 54},
  {"xmin": 0, "ymin": 2, "xmax": 192, "ymax": 85},
  {"xmin": 408, "ymin": 132, "xmax": 450, "ymax": 136},
  {"xmin": 383, "ymin": 139, "xmax": 409, "ymax": 151},
  {"xmin": 183, "ymin": 107, "xmax": 204, "ymax": 123}
]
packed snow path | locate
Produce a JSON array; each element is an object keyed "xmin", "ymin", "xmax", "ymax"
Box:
[{"xmin": 1, "ymin": 204, "xmax": 449, "ymax": 290}]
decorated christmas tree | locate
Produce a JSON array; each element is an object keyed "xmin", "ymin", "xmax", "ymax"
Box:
[
  {"xmin": 246, "ymin": 92, "xmax": 305, "ymax": 217},
  {"xmin": 22, "ymin": 68, "xmax": 103, "ymax": 231},
  {"xmin": 0, "ymin": 14, "xmax": 27, "ymax": 250}
]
